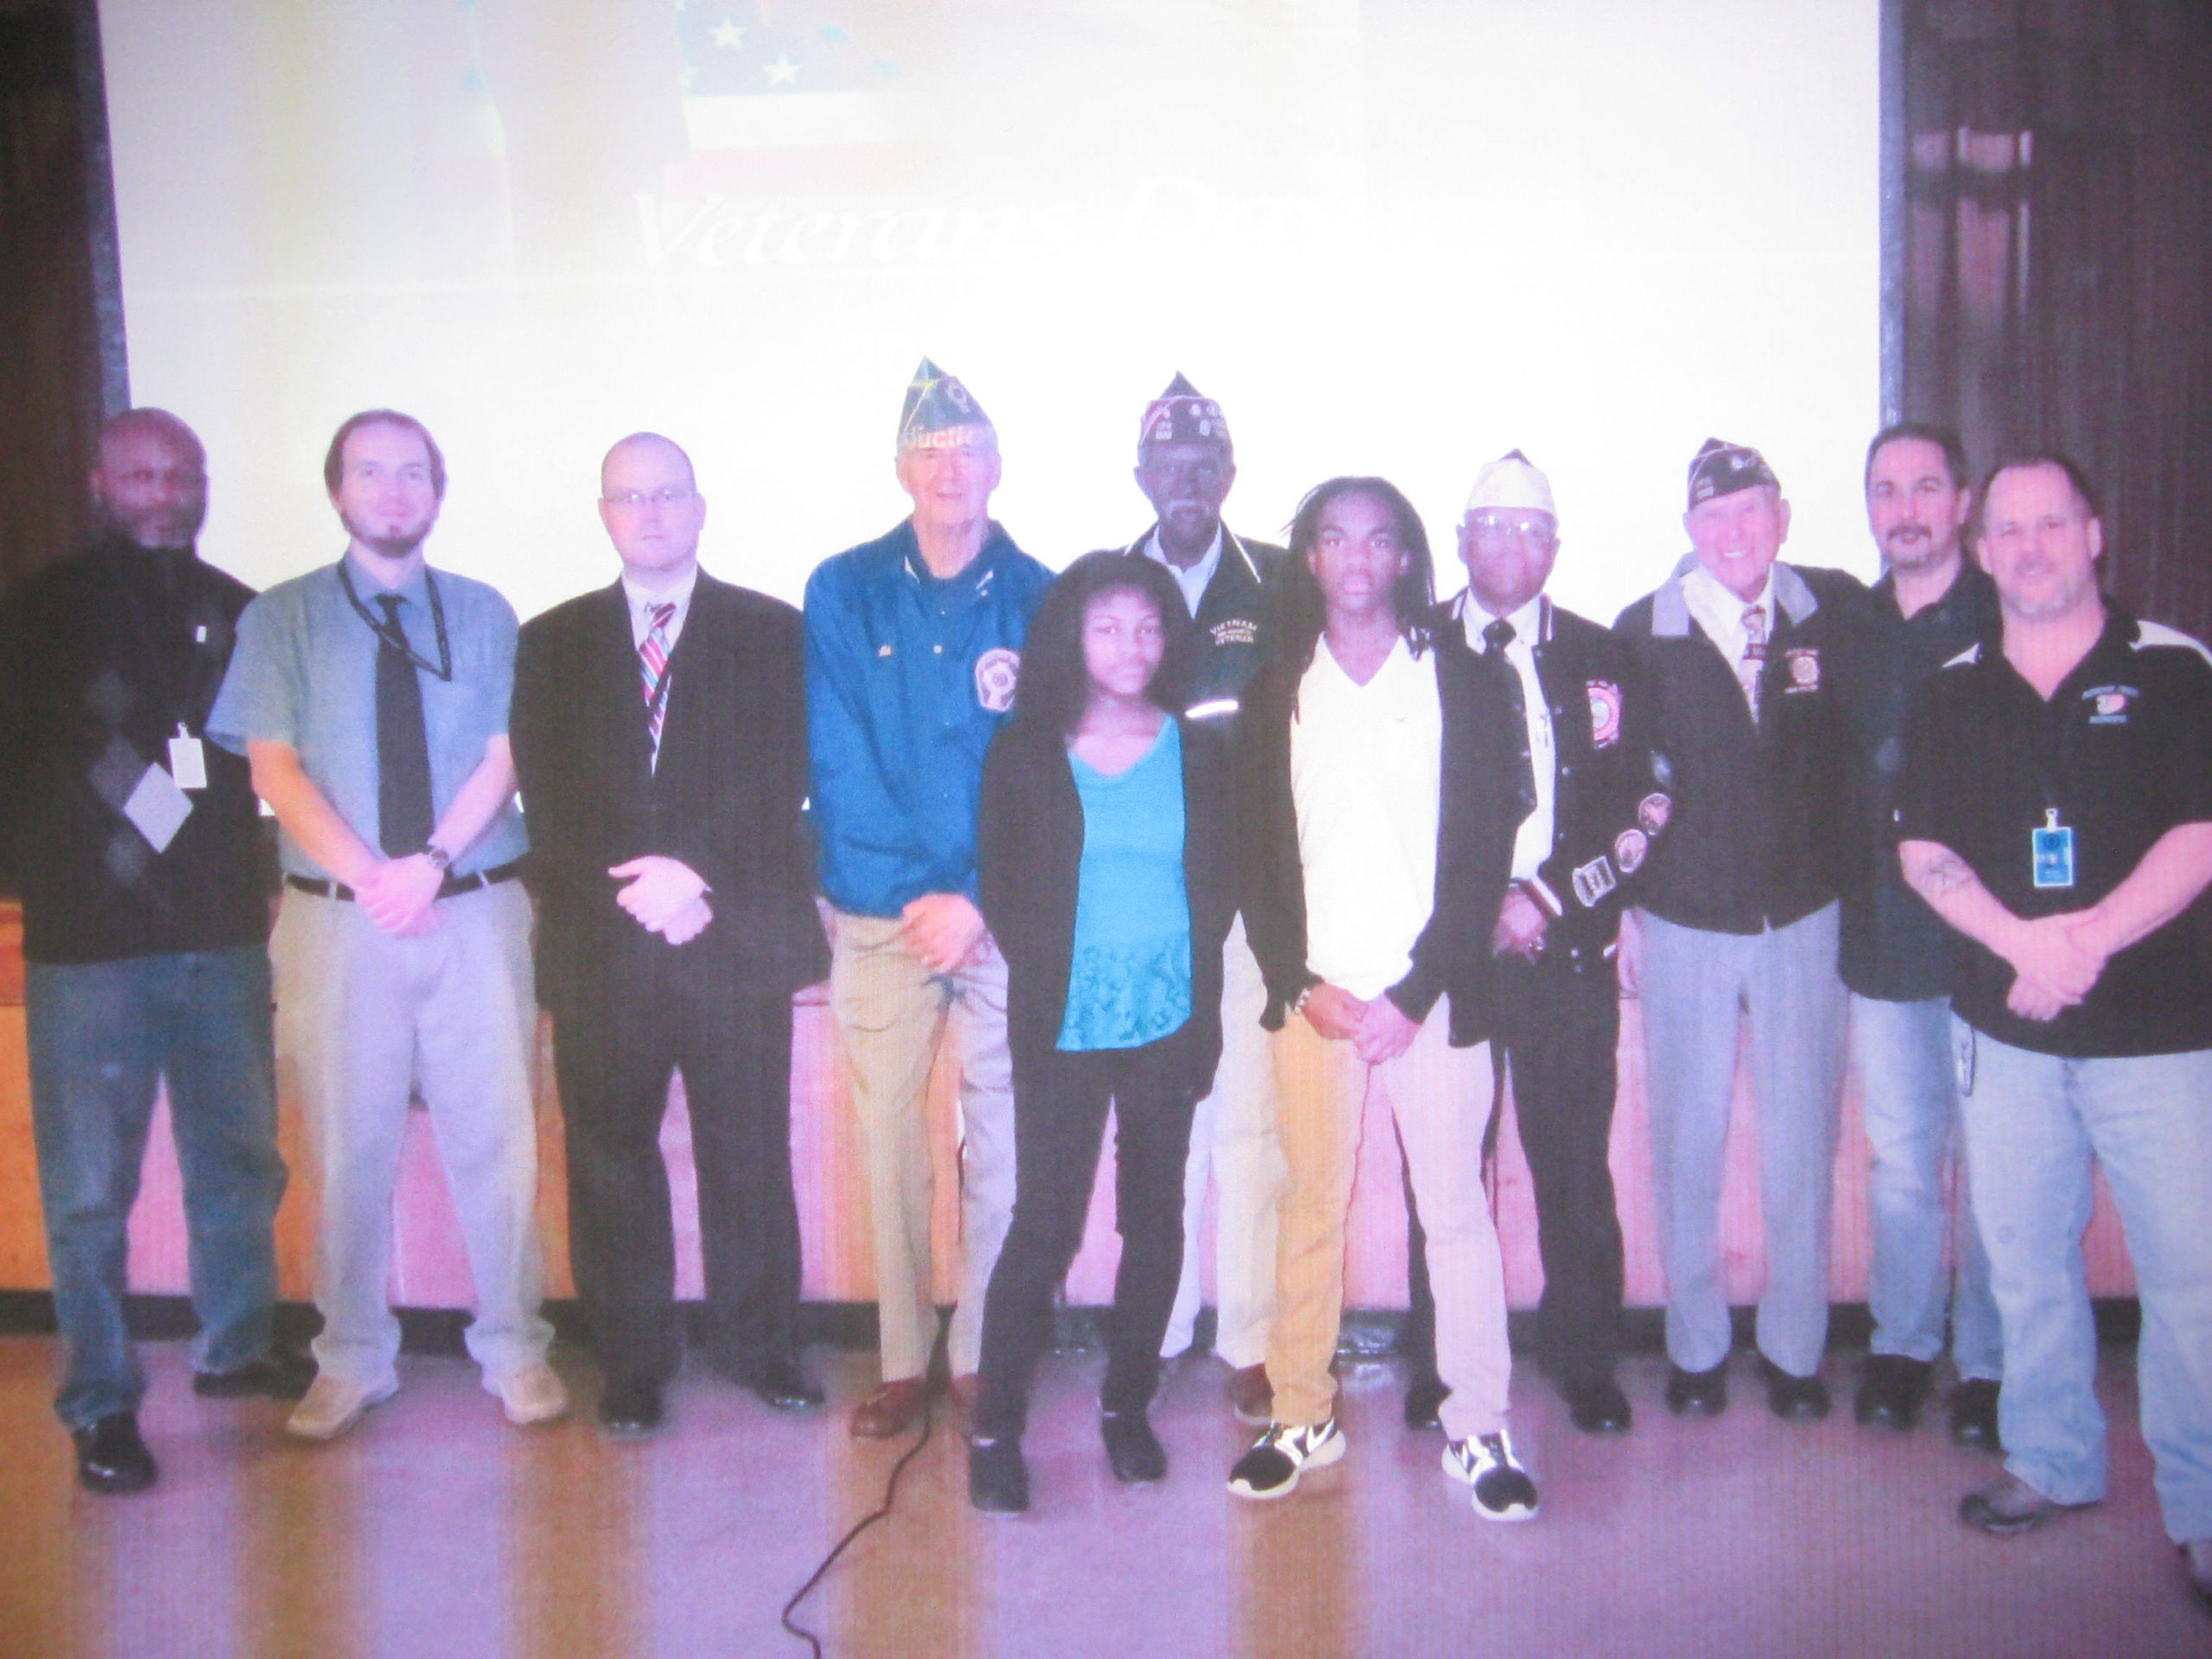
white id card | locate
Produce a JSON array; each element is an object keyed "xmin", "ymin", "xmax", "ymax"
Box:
[{"xmin": 168, "ymin": 726, "xmax": 207, "ymax": 791}]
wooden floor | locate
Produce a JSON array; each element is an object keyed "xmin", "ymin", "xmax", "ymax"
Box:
[{"xmin": 1, "ymin": 1332, "xmax": 2203, "ymax": 1659}]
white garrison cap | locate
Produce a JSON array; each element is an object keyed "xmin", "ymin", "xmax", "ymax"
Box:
[{"xmin": 1464, "ymin": 449, "xmax": 1556, "ymax": 518}]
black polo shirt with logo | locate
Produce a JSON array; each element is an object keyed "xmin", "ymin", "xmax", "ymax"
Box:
[{"xmin": 1894, "ymin": 607, "xmax": 2212, "ymax": 1058}]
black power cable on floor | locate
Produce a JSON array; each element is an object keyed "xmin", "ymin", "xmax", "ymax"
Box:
[{"xmin": 780, "ymin": 1394, "xmax": 938, "ymax": 1656}]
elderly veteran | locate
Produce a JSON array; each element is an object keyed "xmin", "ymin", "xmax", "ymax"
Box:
[
  {"xmin": 804, "ymin": 361, "xmax": 1053, "ymax": 1438},
  {"xmin": 1119, "ymin": 372, "xmax": 1287, "ymax": 1426},
  {"xmin": 1402, "ymin": 451, "xmax": 1667, "ymax": 1438},
  {"xmin": 1612, "ymin": 438, "xmax": 1869, "ymax": 1423}
]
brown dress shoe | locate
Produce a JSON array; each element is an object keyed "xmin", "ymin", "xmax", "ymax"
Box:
[
  {"xmin": 850, "ymin": 1378, "xmax": 928, "ymax": 1439},
  {"xmin": 1227, "ymin": 1363, "xmax": 1272, "ymax": 1427}
]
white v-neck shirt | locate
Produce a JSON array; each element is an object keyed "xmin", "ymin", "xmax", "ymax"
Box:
[{"xmin": 1290, "ymin": 633, "xmax": 1442, "ymax": 1000}]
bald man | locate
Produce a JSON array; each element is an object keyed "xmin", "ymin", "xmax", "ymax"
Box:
[
  {"xmin": 0, "ymin": 410, "xmax": 306, "ymax": 1494},
  {"xmin": 512, "ymin": 435, "xmax": 829, "ymax": 1435}
]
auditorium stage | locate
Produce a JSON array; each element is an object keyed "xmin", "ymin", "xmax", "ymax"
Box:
[{"xmin": 1, "ymin": 1334, "xmax": 2196, "ymax": 1659}]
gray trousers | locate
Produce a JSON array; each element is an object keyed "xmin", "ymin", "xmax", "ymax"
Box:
[
  {"xmin": 271, "ymin": 880, "xmax": 553, "ymax": 1390},
  {"xmin": 1640, "ymin": 902, "xmax": 1847, "ymax": 1377}
]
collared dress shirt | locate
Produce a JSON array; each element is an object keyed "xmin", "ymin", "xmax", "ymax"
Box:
[
  {"xmin": 1462, "ymin": 592, "xmax": 1557, "ymax": 884},
  {"xmin": 1138, "ymin": 525, "xmax": 1223, "ymax": 620}
]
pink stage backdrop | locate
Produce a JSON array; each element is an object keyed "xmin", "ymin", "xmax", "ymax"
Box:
[{"xmin": 111, "ymin": 989, "xmax": 2139, "ymax": 1319}]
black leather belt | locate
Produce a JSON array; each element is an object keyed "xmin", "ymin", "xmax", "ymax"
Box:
[{"xmin": 284, "ymin": 859, "xmax": 524, "ymax": 903}]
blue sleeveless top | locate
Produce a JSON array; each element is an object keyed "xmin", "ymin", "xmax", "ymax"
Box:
[{"xmin": 1055, "ymin": 720, "xmax": 1192, "ymax": 1052}]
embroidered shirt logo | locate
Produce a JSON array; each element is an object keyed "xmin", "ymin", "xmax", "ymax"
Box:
[
  {"xmin": 1209, "ymin": 617, "xmax": 1259, "ymax": 648},
  {"xmin": 1586, "ymin": 680, "xmax": 1622, "ymax": 748},
  {"xmin": 974, "ymin": 646, "xmax": 1020, "ymax": 714},
  {"xmin": 2085, "ymin": 684, "xmax": 2136, "ymax": 724}
]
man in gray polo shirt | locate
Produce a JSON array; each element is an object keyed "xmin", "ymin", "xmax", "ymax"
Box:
[{"xmin": 209, "ymin": 409, "xmax": 564, "ymax": 1440}]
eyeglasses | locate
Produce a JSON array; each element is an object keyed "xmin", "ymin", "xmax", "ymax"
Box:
[
  {"xmin": 1467, "ymin": 512, "xmax": 1557, "ymax": 548},
  {"xmin": 602, "ymin": 486, "xmax": 698, "ymax": 509}
]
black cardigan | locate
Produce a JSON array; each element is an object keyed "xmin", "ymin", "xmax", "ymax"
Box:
[
  {"xmin": 977, "ymin": 714, "xmax": 1236, "ymax": 1091},
  {"xmin": 1236, "ymin": 612, "xmax": 1519, "ymax": 1046}
]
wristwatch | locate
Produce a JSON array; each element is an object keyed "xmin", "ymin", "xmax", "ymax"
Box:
[{"xmin": 422, "ymin": 843, "xmax": 453, "ymax": 872}]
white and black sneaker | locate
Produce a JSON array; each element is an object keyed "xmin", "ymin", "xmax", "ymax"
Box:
[
  {"xmin": 1443, "ymin": 1429, "xmax": 1539, "ymax": 1522},
  {"xmin": 1227, "ymin": 1418, "xmax": 1346, "ymax": 1500}
]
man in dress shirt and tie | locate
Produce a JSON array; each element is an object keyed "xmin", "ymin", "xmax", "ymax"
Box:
[
  {"xmin": 1612, "ymin": 438, "xmax": 1869, "ymax": 1421},
  {"xmin": 1122, "ymin": 374, "xmax": 1287, "ymax": 1425},
  {"xmin": 1402, "ymin": 452, "xmax": 1665, "ymax": 1435},
  {"xmin": 209, "ymin": 409, "xmax": 565, "ymax": 1440},
  {"xmin": 512, "ymin": 434, "xmax": 829, "ymax": 1435}
]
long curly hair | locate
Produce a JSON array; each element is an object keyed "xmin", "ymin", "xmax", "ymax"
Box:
[
  {"xmin": 1264, "ymin": 475, "xmax": 1436, "ymax": 679},
  {"xmin": 1010, "ymin": 550, "xmax": 1196, "ymax": 739}
]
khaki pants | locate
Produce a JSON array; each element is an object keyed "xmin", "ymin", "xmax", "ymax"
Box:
[
  {"xmin": 272, "ymin": 880, "xmax": 551, "ymax": 1391},
  {"xmin": 829, "ymin": 910, "xmax": 1016, "ymax": 1382},
  {"xmin": 1160, "ymin": 917, "xmax": 1283, "ymax": 1369},
  {"xmin": 1266, "ymin": 1002, "xmax": 1508, "ymax": 1443}
]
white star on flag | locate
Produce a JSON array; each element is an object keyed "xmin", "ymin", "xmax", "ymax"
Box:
[
  {"xmin": 710, "ymin": 16, "xmax": 744, "ymax": 49},
  {"xmin": 766, "ymin": 54, "xmax": 799, "ymax": 85}
]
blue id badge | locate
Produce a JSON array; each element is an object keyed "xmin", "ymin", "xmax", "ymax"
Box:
[{"xmin": 2031, "ymin": 808, "xmax": 2075, "ymax": 890}]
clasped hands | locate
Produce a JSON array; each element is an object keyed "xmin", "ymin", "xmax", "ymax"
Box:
[
  {"xmin": 356, "ymin": 853, "xmax": 446, "ymax": 938},
  {"xmin": 1301, "ymin": 982, "xmax": 1420, "ymax": 1065},
  {"xmin": 2002, "ymin": 909, "xmax": 2113, "ymax": 1021},
  {"xmin": 900, "ymin": 892, "xmax": 988, "ymax": 976},
  {"xmin": 612, "ymin": 855, "xmax": 714, "ymax": 945}
]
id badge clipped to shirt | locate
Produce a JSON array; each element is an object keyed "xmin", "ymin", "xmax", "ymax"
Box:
[{"xmin": 2031, "ymin": 808, "xmax": 2075, "ymax": 891}]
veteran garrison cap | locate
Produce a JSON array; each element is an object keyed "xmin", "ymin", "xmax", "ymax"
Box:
[
  {"xmin": 1138, "ymin": 372, "xmax": 1231, "ymax": 450},
  {"xmin": 1686, "ymin": 436, "xmax": 1779, "ymax": 509},
  {"xmin": 1465, "ymin": 448, "xmax": 1556, "ymax": 518},
  {"xmin": 898, "ymin": 358, "xmax": 995, "ymax": 449}
]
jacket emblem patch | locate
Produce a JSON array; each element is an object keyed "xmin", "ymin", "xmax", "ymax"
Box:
[
  {"xmin": 1209, "ymin": 617, "xmax": 1259, "ymax": 647},
  {"xmin": 1613, "ymin": 828, "xmax": 1648, "ymax": 874},
  {"xmin": 1783, "ymin": 647, "xmax": 1821, "ymax": 692},
  {"xmin": 974, "ymin": 646, "xmax": 1020, "ymax": 713},
  {"xmin": 1637, "ymin": 791, "xmax": 1672, "ymax": 834},
  {"xmin": 1586, "ymin": 680, "xmax": 1622, "ymax": 747},
  {"xmin": 2085, "ymin": 684, "xmax": 2136, "ymax": 724},
  {"xmin": 1572, "ymin": 855, "xmax": 1618, "ymax": 907}
]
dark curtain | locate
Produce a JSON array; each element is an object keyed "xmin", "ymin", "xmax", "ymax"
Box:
[
  {"xmin": 0, "ymin": 0, "xmax": 119, "ymax": 593},
  {"xmin": 1897, "ymin": 0, "xmax": 2212, "ymax": 640}
]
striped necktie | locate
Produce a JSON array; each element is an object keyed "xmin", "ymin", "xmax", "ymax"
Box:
[{"xmin": 640, "ymin": 601, "xmax": 677, "ymax": 747}]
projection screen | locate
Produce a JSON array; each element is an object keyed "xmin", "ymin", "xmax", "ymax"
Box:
[{"xmin": 99, "ymin": 0, "xmax": 1880, "ymax": 625}]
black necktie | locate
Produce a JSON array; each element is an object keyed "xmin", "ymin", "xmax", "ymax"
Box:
[
  {"xmin": 375, "ymin": 593, "xmax": 435, "ymax": 857},
  {"xmin": 1484, "ymin": 618, "xmax": 1537, "ymax": 826}
]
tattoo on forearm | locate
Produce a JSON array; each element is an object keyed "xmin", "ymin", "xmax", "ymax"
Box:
[{"xmin": 1918, "ymin": 851, "xmax": 1974, "ymax": 897}]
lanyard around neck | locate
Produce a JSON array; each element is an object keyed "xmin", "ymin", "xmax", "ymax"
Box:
[{"xmin": 340, "ymin": 558, "xmax": 453, "ymax": 683}]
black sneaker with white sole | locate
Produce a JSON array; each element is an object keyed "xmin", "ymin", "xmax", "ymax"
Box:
[
  {"xmin": 1443, "ymin": 1429, "xmax": 1539, "ymax": 1522},
  {"xmin": 1227, "ymin": 1418, "xmax": 1345, "ymax": 1500}
]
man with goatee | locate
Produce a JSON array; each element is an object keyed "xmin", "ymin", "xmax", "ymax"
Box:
[{"xmin": 210, "ymin": 409, "xmax": 565, "ymax": 1442}]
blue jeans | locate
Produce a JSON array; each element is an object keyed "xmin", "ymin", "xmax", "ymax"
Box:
[
  {"xmin": 1851, "ymin": 995, "xmax": 2001, "ymax": 1379},
  {"xmin": 1958, "ymin": 1025, "xmax": 2212, "ymax": 1541},
  {"xmin": 27, "ymin": 947, "xmax": 287, "ymax": 1428}
]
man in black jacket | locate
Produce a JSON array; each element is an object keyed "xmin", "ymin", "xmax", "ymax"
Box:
[
  {"xmin": 1403, "ymin": 452, "xmax": 1666, "ymax": 1436},
  {"xmin": 1614, "ymin": 438, "xmax": 1868, "ymax": 1422},
  {"xmin": 0, "ymin": 410, "xmax": 307, "ymax": 1495},
  {"xmin": 511, "ymin": 433, "xmax": 829, "ymax": 1435},
  {"xmin": 1122, "ymin": 373, "xmax": 1286, "ymax": 1422}
]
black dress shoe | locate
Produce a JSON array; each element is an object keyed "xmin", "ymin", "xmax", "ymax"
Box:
[
  {"xmin": 1561, "ymin": 1374, "xmax": 1633, "ymax": 1435},
  {"xmin": 194, "ymin": 1346, "xmax": 319, "ymax": 1401},
  {"xmin": 969, "ymin": 1437, "xmax": 1030, "ymax": 1514},
  {"xmin": 1948, "ymin": 1378, "xmax": 2003, "ymax": 1453},
  {"xmin": 1664, "ymin": 1361, "xmax": 1729, "ymax": 1418},
  {"xmin": 597, "ymin": 1379, "xmax": 664, "ymax": 1438},
  {"xmin": 73, "ymin": 1412, "xmax": 157, "ymax": 1495},
  {"xmin": 1102, "ymin": 1412, "xmax": 1167, "ymax": 1484},
  {"xmin": 1757, "ymin": 1356, "xmax": 1831, "ymax": 1422},
  {"xmin": 1853, "ymin": 1354, "xmax": 1932, "ymax": 1431},
  {"xmin": 734, "ymin": 1357, "xmax": 824, "ymax": 1413},
  {"xmin": 1402, "ymin": 1370, "xmax": 1451, "ymax": 1432}
]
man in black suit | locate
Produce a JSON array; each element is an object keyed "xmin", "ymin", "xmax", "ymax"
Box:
[
  {"xmin": 1404, "ymin": 451, "xmax": 1667, "ymax": 1435},
  {"xmin": 512, "ymin": 432, "xmax": 830, "ymax": 1435}
]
